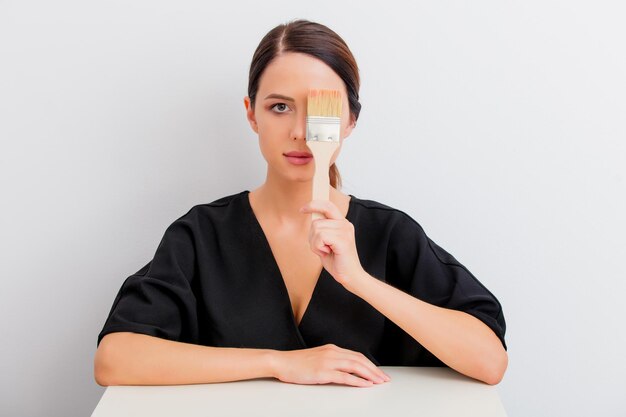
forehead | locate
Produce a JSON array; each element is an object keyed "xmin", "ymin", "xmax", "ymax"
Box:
[{"xmin": 257, "ymin": 52, "xmax": 346, "ymax": 97}]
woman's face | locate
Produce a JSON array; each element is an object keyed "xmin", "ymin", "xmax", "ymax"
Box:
[{"xmin": 244, "ymin": 52, "xmax": 355, "ymax": 184}]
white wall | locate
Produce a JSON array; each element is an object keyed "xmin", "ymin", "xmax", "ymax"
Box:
[{"xmin": 1, "ymin": 1, "xmax": 624, "ymax": 416}]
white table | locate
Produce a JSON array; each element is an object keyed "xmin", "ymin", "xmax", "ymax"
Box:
[{"xmin": 91, "ymin": 367, "xmax": 508, "ymax": 417}]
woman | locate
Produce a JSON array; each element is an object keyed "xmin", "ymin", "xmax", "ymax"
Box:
[{"xmin": 94, "ymin": 19, "xmax": 507, "ymax": 388}]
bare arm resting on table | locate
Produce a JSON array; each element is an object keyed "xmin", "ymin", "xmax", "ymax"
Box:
[
  {"xmin": 345, "ymin": 272, "xmax": 508, "ymax": 385},
  {"xmin": 94, "ymin": 332, "xmax": 389, "ymax": 387}
]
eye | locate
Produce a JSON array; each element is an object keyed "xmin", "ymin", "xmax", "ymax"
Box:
[{"xmin": 271, "ymin": 103, "xmax": 291, "ymax": 114}]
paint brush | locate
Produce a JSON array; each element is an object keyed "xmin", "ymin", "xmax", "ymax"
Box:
[{"xmin": 306, "ymin": 89, "xmax": 342, "ymax": 221}]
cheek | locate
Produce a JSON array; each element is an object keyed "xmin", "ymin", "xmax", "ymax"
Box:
[
  {"xmin": 256, "ymin": 114, "xmax": 295, "ymax": 147},
  {"xmin": 256, "ymin": 119, "xmax": 284, "ymax": 160}
]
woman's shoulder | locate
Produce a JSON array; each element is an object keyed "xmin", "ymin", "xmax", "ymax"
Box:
[
  {"xmin": 349, "ymin": 194, "xmax": 424, "ymax": 231},
  {"xmin": 166, "ymin": 190, "xmax": 250, "ymax": 230},
  {"xmin": 204, "ymin": 190, "xmax": 250, "ymax": 207},
  {"xmin": 185, "ymin": 190, "xmax": 248, "ymax": 213}
]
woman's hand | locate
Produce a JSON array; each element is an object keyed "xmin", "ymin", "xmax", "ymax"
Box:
[
  {"xmin": 270, "ymin": 344, "xmax": 390, "ymax": 387},
  {"xmin": 300, "ymin": 200, "xmax": 366, "ymax": 288}
]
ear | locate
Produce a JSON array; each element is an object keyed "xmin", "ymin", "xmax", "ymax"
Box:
[
  {"xmin": 342, "ymin": 115, "xmax": 357, "ymax": 139},
  {"xmin": 243, "ymin": 96, "xmax": 258, "ymax": 134}
]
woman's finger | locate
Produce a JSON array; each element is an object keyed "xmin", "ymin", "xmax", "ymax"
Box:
[
  {"xmin": 345, "ymin": 352, "xmax": 390, "ymax": 381},
  {"xmin": 328, "ymin": 345, "xmax": 388, "ymax": 380},
  {"xmin": 311, "ymin": 236, "xmax": 333, "ymax": 255},
  {"xmin": 310, "ymin": 229, "xmax": 345, "ymax": 253},
  {"xmin": 320, "ymin": 344, "xmax": 390, "ymax": 382},
  {"xmin": 330, "ymin": 370, "xmax": 374, "ymax": 388},
  {"xmin": 310, "ymin": 219, "xmax": 345, "ymax": 230},
  {"xmin": 334, "ymin": 359, "xmax": 386, "ymax": 384},
  {"xmin": 300, "ymin": 200, "xmax": 343, "ymax": 220}
]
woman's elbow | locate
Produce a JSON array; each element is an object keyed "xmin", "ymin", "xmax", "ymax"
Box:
[
  {"xmin": 94, "ymin": 333, "xmax": 124, "ymax": 386},
  {"xmin": 94, "ymin": 352, "xmax": 112, "ymax": 386},
  {"xmin": 481, "ymin": 349, "xmax": 508, "ymax": 385},
  {"xmin": 94, "ymin": 366, "xmax": 110, "ymax": 387}
]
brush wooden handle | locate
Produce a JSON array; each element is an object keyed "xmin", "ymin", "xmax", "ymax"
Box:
[{"xmin": 307, "ymin": 140, "xmax": 340, "ymax": 221}]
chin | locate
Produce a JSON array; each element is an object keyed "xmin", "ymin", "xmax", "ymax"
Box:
[{"xmin": 284, "ymin": 172, "xmax": 313, "ymax": 183}]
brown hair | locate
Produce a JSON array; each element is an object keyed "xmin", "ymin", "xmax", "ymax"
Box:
[{"xmin": 248, "ymin": 19, "xmax": 361, "ymax": 190}]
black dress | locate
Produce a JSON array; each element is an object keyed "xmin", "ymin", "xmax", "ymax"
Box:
[{"xmin": 97, "ymin": 190, "xmax": 506, "ymax": 366}]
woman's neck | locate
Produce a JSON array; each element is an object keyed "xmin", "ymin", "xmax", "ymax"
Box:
[{"xmin": 249, "ymin": 171, "xmax": 346, "ymax": 231}]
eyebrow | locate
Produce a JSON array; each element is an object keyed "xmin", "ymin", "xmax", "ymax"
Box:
[{"xmin": 264, "ymin": 93, "xmax": 295, "ymax": 102}]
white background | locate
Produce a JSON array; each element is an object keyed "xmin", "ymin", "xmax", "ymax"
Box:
[{"xmin": 1, "ymin": 1, "xmax": 625, "ymax": 416}]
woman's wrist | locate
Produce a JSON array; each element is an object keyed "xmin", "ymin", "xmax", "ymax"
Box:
[
  {"xmin": 265, "ymin": 349, "xmax": 284, "ymax": 379},
  {"xmin": 342, "ymin": 269, "xmax": 375, "ymax": 295}
]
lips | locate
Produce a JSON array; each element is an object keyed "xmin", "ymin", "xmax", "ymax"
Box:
[
  {"xmin": 284, "ymin": 151, "xmax": 313, "ymax": 166},
  {"xmin": 284, "ymin": 151, "xmax": 313, "ymax": 158}
]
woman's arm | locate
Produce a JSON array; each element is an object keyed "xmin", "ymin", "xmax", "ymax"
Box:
[
  {"xmin": 299, "ymin": 200, "xmax": 507, "ymax": 385},
  {"xmin": 94, "ymin": 332, "xmax": 389, "ymax": 387},
  {"xmin": 345, "ymin": 272, "xmax": 508, "ymax": 385},
  {"xmin": 94, "ymin": 332, "xmax": 276, "ymax": 386}
]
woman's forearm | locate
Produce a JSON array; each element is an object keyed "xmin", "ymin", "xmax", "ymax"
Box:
[
  {"xmin": 345, "ymin": 272, "xmax": 508, "ymax": 385},
  {"xmin": 94, "ymin": 332, "xmax": 277, "ymax": 386}
]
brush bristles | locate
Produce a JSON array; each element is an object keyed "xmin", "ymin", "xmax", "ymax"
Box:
[{"xmin": 307, "ymin": 89, "xmax": 342, "ymax": 118}]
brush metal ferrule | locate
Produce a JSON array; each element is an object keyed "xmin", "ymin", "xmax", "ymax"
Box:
[{"xmin": 306, "ymin": 116, "xmax": 341, "ymax": 142}]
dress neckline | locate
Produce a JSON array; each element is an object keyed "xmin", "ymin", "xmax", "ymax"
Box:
[{"xmin": 241, "ymin": 190, "xmax": 355, "ymax": 334}]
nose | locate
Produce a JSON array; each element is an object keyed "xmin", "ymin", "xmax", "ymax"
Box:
[{"xmin": 291, "ymin": 111, "xmax": 306, "ymax": 141}]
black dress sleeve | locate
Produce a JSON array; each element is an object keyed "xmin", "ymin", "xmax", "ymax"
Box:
[
  {"xmin": 97, "ymin": 213, "xmax": 199, "ymax": 347},
  {"xmin": 379, "ymin": 211, "xmax": 506, "ymax": 365}
]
